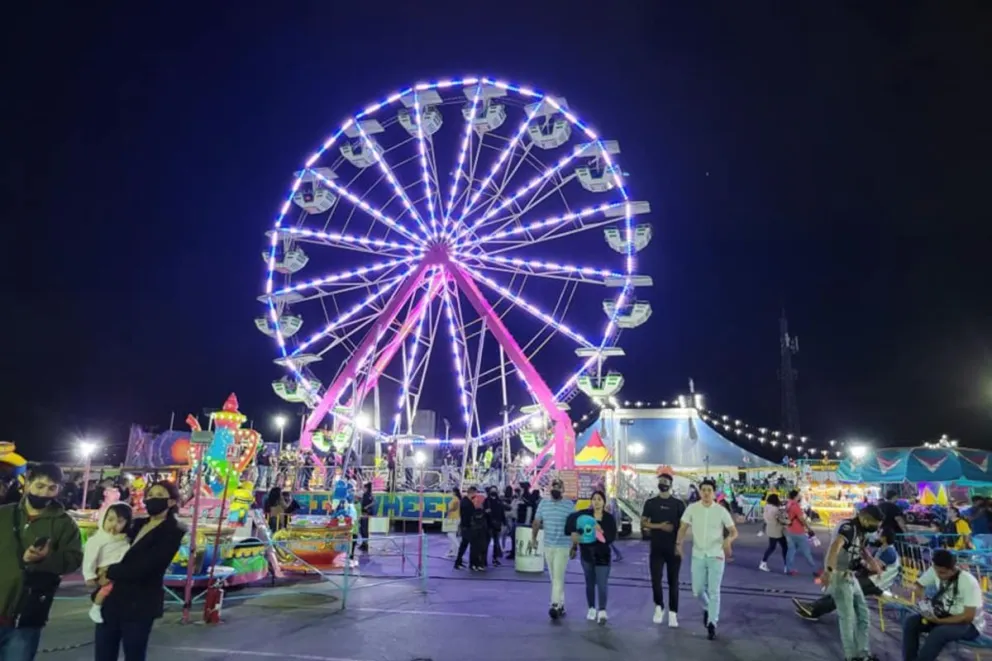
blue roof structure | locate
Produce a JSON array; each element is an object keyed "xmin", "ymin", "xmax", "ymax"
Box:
[{"xmin": 575, "ymin": 408, "xmax": 777, "ymax": 469}]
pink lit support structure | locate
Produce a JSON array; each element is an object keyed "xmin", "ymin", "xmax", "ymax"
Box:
[
  {"xmin": 337, "ymin": 274, "xmax": 444, "ymax": 421},
  {"xmin": 445, "ymin": 259, "xmax": 575, "ymax": 472},
  {"xmin": 301, "ymin": 259, "xmax": 432, "ymax": 447}
]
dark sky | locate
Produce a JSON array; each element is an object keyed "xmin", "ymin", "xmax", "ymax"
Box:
[{"xmin": 3, "ymin": 2, "xmax": 990, "ymax": 463}]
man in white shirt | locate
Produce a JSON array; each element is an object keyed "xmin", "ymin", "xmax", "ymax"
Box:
[
  {"xmin": 676, "ymin": 478, "xmax": 738, "ymax": 640},
  {"xmin": 904, "ymin": 549, "xmax": 983, "ymax": 661}
]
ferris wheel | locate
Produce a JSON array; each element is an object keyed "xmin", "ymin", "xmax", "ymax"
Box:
[{"xmin": 258, "ymin": 76, "xmax": 653, "ymax": 480}]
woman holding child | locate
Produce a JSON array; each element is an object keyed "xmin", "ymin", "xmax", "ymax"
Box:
[{"xmin": 92, "ymin": 480, "xmax": 185, "ymax": 661}]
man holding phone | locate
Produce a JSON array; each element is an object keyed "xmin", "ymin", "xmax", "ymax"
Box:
[{"xmin": 0, "ymin": 463, "xmax": 83, "ymax": 661}]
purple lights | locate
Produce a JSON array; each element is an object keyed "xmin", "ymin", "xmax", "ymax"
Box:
[{"xmin": 261, "ymin": 76, "xmax": 641, "ymax": 467}]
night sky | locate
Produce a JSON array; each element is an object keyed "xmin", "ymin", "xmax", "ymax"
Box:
[{"xmin": 3, "ymin": 3, "xmax": 990, "ymax": 463}]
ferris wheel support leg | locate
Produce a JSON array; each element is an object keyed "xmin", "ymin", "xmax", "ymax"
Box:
[
  {"xmin": 301, "ymin": 261, "xmax": 433, "ymax": 448},
  {"xmin": 339, "ymin": 276, "xmax": 444, "ymax": 421},
  {"xmin": 445, "ymin": 260, "xmax": 575, "ymax": 471}
]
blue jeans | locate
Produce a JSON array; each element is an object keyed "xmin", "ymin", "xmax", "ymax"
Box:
[
  {"xmin": 828, "ymin": 574, "xmax": 869, "ymax": 659},
  {"xmin": 580, "ymin": 560, "xmax": 610, "ymax": 610},
  {"xmin": 902, "ymin": 612, "xmax": 979, "ymax": 661},
  {"xmin": 785, "ymin": 532, "xmax": 816, "ymax": 571},
  {"xmin": 0, "ymin": 627, "xmax": 42, "ymax": 661},
  {"xmin": 690, "ymin": 555, "xmax": 726, "ymax": 624}
]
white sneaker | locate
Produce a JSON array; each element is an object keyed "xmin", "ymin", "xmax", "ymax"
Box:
[
  {"xmin": 653, "ymin": 606, "xmax": 665, "ymax": 624},
  {"xmin": 757, "ymin": 530, "xmax": 764, "ymax": 537},
  {"xmin": 597, "ymin": 610, "xmax": 608, "ymax": 624},
  {"xmin": 88, "ymin": 604, "xmax": 104, "ymax": 624},
  {"xmin": 759, "ymin": 561, "xmax": 769, "ymax": 572},
  {"xmin": 587, "ymin": 607, "xmax": 597, "ymax": 621},
  {"xmin": 668, "ymin": 612, "xmax": 679, "ymax": 628}
]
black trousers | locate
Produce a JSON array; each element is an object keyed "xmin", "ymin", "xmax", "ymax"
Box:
[
  {"xmin": 649, "ymin": 547, "xmax": 681, "ymax": 611},
  {"xmin": 456, "ymin": 528, "xmax": 471, "ymax": 564},
  {"xmin": 490, "ymin": 528, "xmax": 503, "ymax": 561},
  {"xmin": 762, "ymin": 536, "xmax": 787, "ymax": 563},
  {"xmin": 94, "ymin": 617, "xmax": 155, "ymax": 661},
  {"xmin": 469, "ymin": 527, "xmax": 488, "ymax": 566}
]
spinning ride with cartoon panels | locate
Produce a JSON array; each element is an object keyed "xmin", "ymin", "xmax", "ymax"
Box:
[{"xmin": 258, "ymin": 77, "xmax": 653, "ymax": 484}]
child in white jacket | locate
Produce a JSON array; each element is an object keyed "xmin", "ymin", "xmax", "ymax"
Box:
[{"xmin": 83, "ymin": 502, "xmax": 133, "ymax": 623}]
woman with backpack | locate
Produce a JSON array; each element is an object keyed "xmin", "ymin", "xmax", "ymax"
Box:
[{"xmin": 759, "ymin": 493, "xmax": 789, "ymax": 572}]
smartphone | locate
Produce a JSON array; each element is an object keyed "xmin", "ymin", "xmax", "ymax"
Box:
[{"xmin": 31, "ymin": 536, "xmax": 49, "ymax": 549}]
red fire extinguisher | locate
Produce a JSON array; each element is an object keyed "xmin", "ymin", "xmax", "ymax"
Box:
[{"xmin": 203, "ymin": 585, "xmax": 224, "ymax": 624}]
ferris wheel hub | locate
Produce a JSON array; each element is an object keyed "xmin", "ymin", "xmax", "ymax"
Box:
[{"xmin": 422, "ymin": 242, "xmax": 452, "ymax": 265}]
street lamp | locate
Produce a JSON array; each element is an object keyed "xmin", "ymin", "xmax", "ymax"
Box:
[
  {"xmin": 355, "ymin": 412, "xmax": 371, "ymax": 430},
  {"xmin": 849, "ymin": 444, "xmax": 868, "ymax": 460},
  {"xmin": 78, "ymin": 440, "xmax": 99, "ymax": 509},
  {"xmin": 414, "ymin": 450, "xmax": 426, "ymax": 466},
  {"xmin": 273, "ymin": 415, "xmax": 287, "ymax": 453},
  {"xmin": 630, "ymin": 442, "xmax": 645, "ymax": 457}
]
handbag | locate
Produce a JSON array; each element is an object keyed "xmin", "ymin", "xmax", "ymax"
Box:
[{"xmin": 12, "ymin": 507, "xmax": 62, "ymax": 628}]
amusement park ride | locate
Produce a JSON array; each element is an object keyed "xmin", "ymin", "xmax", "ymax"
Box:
[{"xmin": 257, "ymin": 76, "xmax": 653, "ymax": 485}]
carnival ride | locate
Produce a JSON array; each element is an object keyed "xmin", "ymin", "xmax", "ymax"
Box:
[
  {"xmin": 258, "ymin": 76, "xmax": 653, "ymax": 488},
  {"xmin": 0, "ymin": 442, "xmax": 27, "ymax": 479}
]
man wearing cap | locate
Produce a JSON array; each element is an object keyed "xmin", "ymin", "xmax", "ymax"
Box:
[
  {"xmin": 531, "ymin": 478, "xmax": 576, "ymax": 619},
  {"xmin": 641, "ymin": 468, "xmax": 685, "ymax": 627}
]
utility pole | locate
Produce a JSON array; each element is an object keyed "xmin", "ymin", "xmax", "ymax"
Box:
[{"xmin": 779, "ymin": 310, "xmax": 801, "ymax": 436}]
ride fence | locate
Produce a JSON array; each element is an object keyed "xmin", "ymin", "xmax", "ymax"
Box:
[{"xmin": 164, "ymin": 528, "xmax": 429, "ymax": 613}]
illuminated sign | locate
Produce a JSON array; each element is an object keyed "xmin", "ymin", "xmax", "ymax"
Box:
[{"xmin": 293, "ymin": 492, "xmax": 452, "ymax": 521}]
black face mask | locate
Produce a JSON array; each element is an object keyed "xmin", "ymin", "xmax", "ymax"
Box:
[
  {"xmin": 658, "ymin": 483, "xmax": 671, "ymax": 493},
  {"xmin": 145, "ymin": 498, "xmax": 170, "ymax": 516},
  {"xmin": 26, "ymin": 494, "xmax": 53, "ymax": 510},
  {"xmin": 550, "ymin": 489, "xmax": 562, "ymax": 500}
]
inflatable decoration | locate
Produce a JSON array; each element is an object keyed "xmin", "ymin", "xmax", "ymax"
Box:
[
  {"xmin": 0, "ymin": 442, "xmax": 27, "ymax": 477},
  {"xmin": 130, "ymin": 475, "xmax": 147, "ymax": 515},
  {"xmin": 186, "ymin": 393, "xmax": 261, "ymax": 498}
]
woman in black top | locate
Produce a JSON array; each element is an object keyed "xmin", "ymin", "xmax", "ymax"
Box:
[
  {"xmin": 93, "ymin": 480, "xmax": 186, "ymax": 661},
  {"xmin": 565, "ymin": 490, "xmax": 618, "ymax": 625}
]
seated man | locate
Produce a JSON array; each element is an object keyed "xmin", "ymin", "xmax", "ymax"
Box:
[
  {"xmin": 903, "ymin": 549, "xmax": 983, "ymax": 661},
  {"xmin": 794, "ymin": 529, "xmax": 901, "ymax": 620}
]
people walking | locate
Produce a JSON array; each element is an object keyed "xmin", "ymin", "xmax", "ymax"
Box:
[
  {"xmin": 484, "ymin": 487, "xmax": 505, "ymax": 567},
  {"xmin": 784, "ymin": 489, "xmax": 819, "ymax": 575},
  {"xmin": 759, "ymin": 493, "xmax": 788, "ymax": 572},
  {"xmin": 445, "ymin": 487, "xmax": 461, "ymax": 559},
  {"xmin": 676, "ymin": 478, "xmax": 738, "ymax": 640},
  {"xmin": 531, "ymin": 478, "xmax": 575, "ymax": 619},
  {"xmin": 641, "ymin": 468, "xmax": 685, "ymax": 627},
  {"xmin": 818, "ymin": 504, "xmax": 883, "ymax": 661},
  {"xmin": 566, "ymin": 490, "xmax": 617, "ymax": 624}
]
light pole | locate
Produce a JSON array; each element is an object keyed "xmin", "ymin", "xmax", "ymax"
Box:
[
  {"xmin": 78, "ymin": 440, "xmax": 99, "ymax": 509},
  {"xmin": 273, "ymin": 415, "xmax": 287, "ymax": 453}
]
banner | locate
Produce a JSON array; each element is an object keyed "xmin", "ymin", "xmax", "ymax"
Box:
[{"xmin": 125, "ymin": 425, "xmax": 191, "ymax": 468}]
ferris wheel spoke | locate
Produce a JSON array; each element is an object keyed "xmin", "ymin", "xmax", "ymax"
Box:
[
  {"xmin": 449, "ymin": 140, "xmax": 590, "ymax": 246},
  {"xmin": 266, "ymin": 257, "xmax": 415, "ymax": 302},
  {"xmin": 465, "ymin": 202, "xmax": 625, "ymax": 252},
  {"xmin": 274, "ymin": 226, "xmax": 420, "ymax": 258},
  {"xmin": 293, "ymin": 264, "xmax": 420, "ymax": 356},
  {"xmin": 408, "ymin": 91, "xmax": 441, "ymax": 240},
  {"xmin": 456, "ymin": 103, "xmax": 543, "ymax": 225},
  {"xmin": 440, "ymin": 272, "xmax": 472, "ymax": 431},
  {"xmin": 454, "ymin": 260, "xmax": 594, "ymax": 349},
  {"xmin": 442, "ymin": 83, "xmax": 483, "ymax": 238},
  {"xmin": 353, "ymin": 122, "xmax": 432, "ymax": 243},
  {"xmin": 307, "ymin": 169, "xmax": 427, "ymax": 247}
]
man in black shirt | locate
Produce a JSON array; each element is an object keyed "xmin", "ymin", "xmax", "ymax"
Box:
[
  {"xmin": 358, "ymin": 482, "xmax": 374, "ymax": 552},
  {"xmin": 641, "ymin": 470, "xmax": 686, "ymax": 628},
  {"xmin": 877, "ymin": 490, "xmax": 906, "ymax": 537}
]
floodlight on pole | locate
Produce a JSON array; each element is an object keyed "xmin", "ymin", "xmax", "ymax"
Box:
[
  {"xmin": 273, "ymin": 415, "xmax": 287, "ymax": 453},
  {"xmin": 414, "ymin": 450, "xmax": 426, "ymax": 466},
  {"xmin": 77, "ymin": 439, "xmax": 99, "ymax": 509},
  {"xmin": 355, "ymin": 412, "xmax": 371, "ymax": 430},
  {"xmin": 849, "ymin": 444, "xmax": 868, "ymax": 460},
  {"xmin": 630, "ymin": 442, "xmax": 645, "ymax": 457}
]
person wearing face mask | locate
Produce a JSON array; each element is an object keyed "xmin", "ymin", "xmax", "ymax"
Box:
[
  {"xmin": 819, "ymin": 504, "xmax": 883, "ymax": 661},
  {"xmin": 531, "ymin": 478, "xmax": 576, "ymax": 619},
  {"xmin": 903, "ymin": 549, "xmax": 983, "ymax": 661},
  {"xmin": 641, "ymin": 468, "xmax": 686, "ymax": 628},
  {"xmin": 0, "ymin": 463, "xmax": 83, "ymax": 661},
  {"xmin": 93, "ymin": 480, "xmax": 186, "ymax": 661}
]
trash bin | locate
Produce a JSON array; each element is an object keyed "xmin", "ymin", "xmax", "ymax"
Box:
[{"xmin": 513, "ymin": 526, "xmax": 545, "ymax": 573}]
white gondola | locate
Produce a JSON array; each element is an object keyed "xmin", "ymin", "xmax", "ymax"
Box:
[
  {"xmin": 274, "ymin": 353, "xmax": 321, "ymax": 368},
  {"xmin": 260, "ymin": 247, "xmax": 309, "ymax": 274},
  {"xmin": 340, "ymin": 138, "xmax": 382, "ymax": 169},
  {"xmin": 604, "ymin": 224, "xmax": 652, "ymax": 253},
  {"xmin": 464, "ymin": 101, "xmax": 506, "ymax": 134},
  {"xmin": 576, "ymin": 163, "xmax": 622, "ymax": 193},
  {"xmin": 528, "ymin": 117, "xmax": 571, "ymax": 150},
  {"xmin": 398, "ymin": 106, "xmax": 443, "ymax": 137},
  {"xmin": 254, "ymin": 314, "xmax": 303, "ymax": 338},
  {"xmin": 577, "ymin": 372, "xmax": 624, "ymax": 399},
  {"xmin": 292, "ymin": 168, "xmax": 338, "ymax": 214},
  {"xmin": 272, "ymin": 375, "xmax": 322, "ymax": 403},
  {"xmin": 602, "ymin": 300, "xmax": 652, "ymax": 329}
]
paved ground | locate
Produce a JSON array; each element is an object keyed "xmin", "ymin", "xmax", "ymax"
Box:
[{"xmin": 36, "ymin": 523, "xmax": 909, "ymax": 661}]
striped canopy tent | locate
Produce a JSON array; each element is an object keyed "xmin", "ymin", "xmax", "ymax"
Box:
[
  {"xmin": 575, "ymin": 429, "xmax": 611, "ymax": 469},
  {"xmin": 836, "ymin": 447, "xmax": 992, "ymax": 484}
]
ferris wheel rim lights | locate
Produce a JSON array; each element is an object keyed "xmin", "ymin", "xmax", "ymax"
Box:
[{"xmin": 263, "ymin": 76, "xmax": 639, "ymax": 445}]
